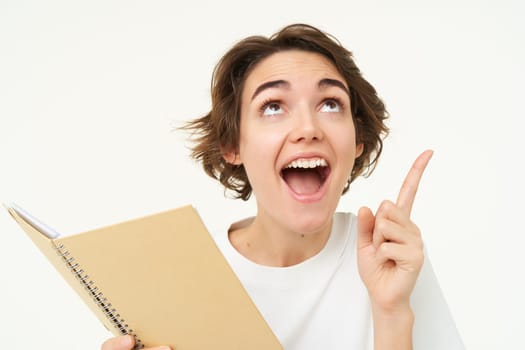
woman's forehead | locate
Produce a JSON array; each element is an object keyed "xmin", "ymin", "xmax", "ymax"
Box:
[{"xmin": 242, "ymin": 50, "xmax": 346, "ymax": 97}]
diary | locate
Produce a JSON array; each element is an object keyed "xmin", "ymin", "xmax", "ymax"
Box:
[{"xmin": 6, "ymin": 204, "xmax": 282, "ymax": 350}]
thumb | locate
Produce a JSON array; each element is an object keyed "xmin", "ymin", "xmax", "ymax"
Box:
[{"xmin": 357, "ymin": 206, "xmax": 375, "ymax": 250}]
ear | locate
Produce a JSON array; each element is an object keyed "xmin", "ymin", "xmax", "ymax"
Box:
[
  {"xmin": 221, "ymin": 147, "xmax": 242, "ymax": 165},
  {"xmin": 355, "ymin": 143, "xmax": 364, "ymax": 158}
]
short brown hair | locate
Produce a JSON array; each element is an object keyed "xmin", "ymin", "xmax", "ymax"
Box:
[{"xmin": 185, "ymin": 23, "xmax": 389, "ymax": 200}]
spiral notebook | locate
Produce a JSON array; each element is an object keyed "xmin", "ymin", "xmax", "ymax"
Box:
[{"xmin": 6, "ymin": 204, "xmax": 283, "ymax": 350}]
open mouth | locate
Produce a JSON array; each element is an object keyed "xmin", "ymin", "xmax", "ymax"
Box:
[{"xmin": 280, "ymin": 158, "xmax": 330, "ymax": 196}]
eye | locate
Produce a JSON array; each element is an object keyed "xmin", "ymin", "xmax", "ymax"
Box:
[
  {"xmin": 261, "ymin": 101, "xmax": 284, "ymax": 116},
  {"xmin": 320, "ymin": 99, "xmax": 342, "ymax": 113}
]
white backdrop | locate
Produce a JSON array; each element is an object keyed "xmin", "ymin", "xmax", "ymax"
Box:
[{"xmin": 1, "ymin": 1, "xmax": 523, "ymax": 349}]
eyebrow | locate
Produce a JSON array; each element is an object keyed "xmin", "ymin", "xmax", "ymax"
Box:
[
  {"xmin": 251, "ymin": 80, "xmax": 289, "ymax": 100},
  {"xmin": 250, "ymin": 78, "xmax": 350, "ymax": 101},
  {"xmin": 318, "ymin": 78, "xmax": 350, "ymax": 97}
]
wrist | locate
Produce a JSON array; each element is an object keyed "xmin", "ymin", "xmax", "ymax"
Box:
[
  {"xmin": 371, "ymin": 305, "xmax": 414, "ymax": 350},
  {"xmin": 372, "ymin": 306, "xmax": 414, "ymax": 330},
  {"xmin": 371, "ymin": 302, "xmax": 413, "ymax": 321}
]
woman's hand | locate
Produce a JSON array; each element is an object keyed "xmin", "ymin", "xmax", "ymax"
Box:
[
  {"xmin": 101, "ymin": 335, "xmax": 171, "ymax": 350},
  {"xmin": 357, "ymin": 150, "xmax": 433, "ymax": 349}
]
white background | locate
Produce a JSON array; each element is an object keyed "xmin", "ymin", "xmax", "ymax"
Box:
[{"xmin": 1, "ymin": 1, "xmax": 523, "ymax": 349}]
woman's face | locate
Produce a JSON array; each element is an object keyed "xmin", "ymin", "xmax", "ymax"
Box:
[{"xmin": 226, "ymin": 50, "xmax": 362, "ymax": 235}]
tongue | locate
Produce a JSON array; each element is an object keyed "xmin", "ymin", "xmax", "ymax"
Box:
[{"xmin": 283, "ymin": 169, "xmax": 322, "ymax": 195}]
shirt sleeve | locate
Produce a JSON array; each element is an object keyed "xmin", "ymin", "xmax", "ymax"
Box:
[{"xmin": 411, "ymin": 251, "xmax": 465, "ymax": 349}]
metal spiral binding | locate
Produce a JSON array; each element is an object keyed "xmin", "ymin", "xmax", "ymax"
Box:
[{"xmin": 56, "ymin": 243, "xmax": 144, "ymax": 350}]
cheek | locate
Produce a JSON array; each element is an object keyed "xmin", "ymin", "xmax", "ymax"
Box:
[
  {"xmin": 328, "ymin": 122, "xmax": 358, "ymax": 150},
  {"xmin": 238, "ymin": 127, "xmax": 288, "ymax": 191},
  {"xmin": 239, "ymin": 124, "xmax": 286, "ymax": 159}
]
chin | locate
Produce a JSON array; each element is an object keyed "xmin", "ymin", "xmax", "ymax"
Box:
[{"xmin": 286, "ymin": 206, "xmax": 334, "ymax": 235}]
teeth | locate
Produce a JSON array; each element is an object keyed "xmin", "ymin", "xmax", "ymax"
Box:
[{"xmin": 285, "ymin": 158, "xmax": 327, "ymax": 169}]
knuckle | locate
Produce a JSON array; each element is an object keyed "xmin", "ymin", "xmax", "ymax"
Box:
[
  {"xmin": 415, "ymin": 237, "xmax": 424, "ymax": 250},
  {"xmin": 379, "ymin": 200, "xmax": 394, "ymax": 213},
  {"xmin": 406, "ymin": 222, "xmax": 421, "ymax": 239},
  {"xmin": 375, "ymin": 219, "xmax": 388, "ymax": 234},
  {"xmin": 412, "ymin": 247, "xmax": 424, "ymax": 266},
  {"xmin": 384, "ymin": 200, "xmax": 395, "ymax": 210},
  {"xmin": 379, "ymin": 242, "xmax": 390, "ymax": 255}
]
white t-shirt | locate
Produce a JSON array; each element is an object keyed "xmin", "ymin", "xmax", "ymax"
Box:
[{"xmin": 213, "ymin": 212, "xmax": 465, "ymax": 350}]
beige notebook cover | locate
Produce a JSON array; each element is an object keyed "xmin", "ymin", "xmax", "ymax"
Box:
[{"xmin": 6, "ymin": 204, "xmax": 283, "ymax": 350}]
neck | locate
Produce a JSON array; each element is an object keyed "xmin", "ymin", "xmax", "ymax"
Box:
[{"xmin": 228, "ymin": 212, "xmax": 333, "ymax": 267}]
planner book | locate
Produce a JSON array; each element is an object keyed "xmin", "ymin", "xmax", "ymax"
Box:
[{"xmin": 6, "ymin": 204, "xmax": 282, "ymax": 350}]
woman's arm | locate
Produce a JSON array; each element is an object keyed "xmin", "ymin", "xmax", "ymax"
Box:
[
  {"xmin": 371, "ymin": 304, "xmax": 414, "ymax": 350},
  {"xmin": 357, "ymin": 150, "xmax": 433, "ymax": 350}
]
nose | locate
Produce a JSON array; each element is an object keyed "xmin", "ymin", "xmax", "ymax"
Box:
[{"xmin": 289, "ymin": 107, "xmax": 324, "ymax": 143}]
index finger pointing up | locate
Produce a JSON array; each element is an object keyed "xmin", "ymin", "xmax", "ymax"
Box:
[{"xmin": 396, "ymin": 150, "xmax": 434, "ymax": 216}]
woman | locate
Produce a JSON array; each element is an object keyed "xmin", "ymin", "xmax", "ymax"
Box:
[{"xmin": 102, "ymin": 23, "xmax": 463, "ymax": 350}]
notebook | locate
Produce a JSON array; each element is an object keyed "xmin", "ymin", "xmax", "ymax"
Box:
[{"xmin": 6, "ymin": 203, "xmax": 283, "ymax": 350}]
